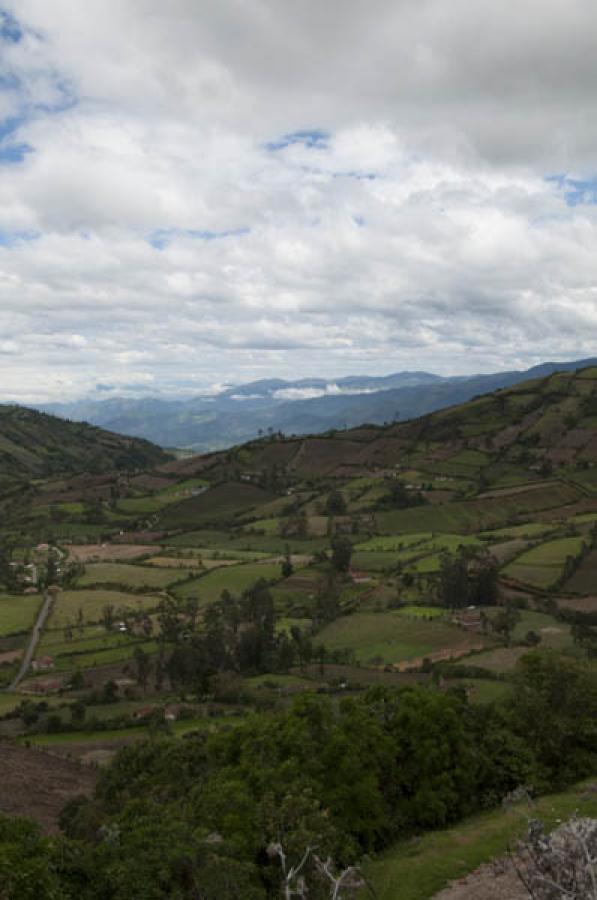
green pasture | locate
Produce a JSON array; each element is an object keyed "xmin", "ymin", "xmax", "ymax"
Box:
[
  {"xmin": 376, "ymin": 482, "xmax": 581, "ymax": 536},
  {"xmin": 49, "ymin": 590, "xmax": 163, "ymax": 628},
  {"xmin": 77, "ymin": 562, "xmax": 194, "ymax": 590},
  {"xmin": 407, "ymin": 553, "xmax": 442, "ymax": 574},
  {"xmin": 351, "ymin": 550, "xmax": 421, "ymax": 571},
  {"xmin": 395, "ymin": 605, "xmax": 446, "ymax": 620},
  {"xmin": 248, "ymin": 517, "xmax": 281, "ymax": 534},
  {"xmin": 317, "ymin": 612, "xmax": 485, "ymax": 666},
  {"xmin": 158, "ymin": 483, "xmax": 274, "ymax": 528},
  {"xmin": 564, "ymin": 547, "xmax": 597, "ymax": 593},
  {"xmin": 156, "ymin": 477, "xmax": 209, "ymax": 496},
  {"xmin": 116, "ymin": 496, "xmax": 177, "ymax": 515},
  {"xmin": 503, "ymin": 535, "xmax": 585, "ymax": 588},
  {"xmin": 37, "ymin": 624, "xmax": 156, "ymax": 671},
  {"xmin": 24, "ymin": 715, "xmax": 229, "ymax": 747},
  {"xmin": 365, "ymin": 777, "xmax": 597, "ymax": 900},
  {"xmin": 355, "ymin": 534, "xmax": 432, "ymax": 551},
  {"xmin": 0, "ymin": 593, "xmax": 42, "ymax": 636},
  {"xmin": 171, "ymin": 561, "xmax": 284, "ymax": 604},
  {"xmin": 479, "ymin": 522, "xmax": 558, "ymax": 540}
]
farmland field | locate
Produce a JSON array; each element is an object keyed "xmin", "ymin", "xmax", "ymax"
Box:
[
  {"xmin": 317, "ymin": 612, "xmax": 487, "ymax": 666},
  {"xmin": 171, "ymin": 561, "xmax": 284, "ymax": 604},
  {"xmin": 48, "ymin": 589, "xmax": 163, "ymax": 628},
  {"xmin": 563, "ymin": 547, "xmax": 597, "ymax": 593},
  {"xmin": 503, "ymin": 535, "xmax": 585, "ymax": 588},
  {"xmin": 77, "ymin": 562, "xmax": 193, "ymax": 590},
  {"xmin": 0, "ymin": 593, "xmax": 42, "ymax": 636}
]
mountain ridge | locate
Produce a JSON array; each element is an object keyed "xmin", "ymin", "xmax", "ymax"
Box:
[{"xmin": 33, "ymin": 357, "xmax": 597, "ymax": 452}]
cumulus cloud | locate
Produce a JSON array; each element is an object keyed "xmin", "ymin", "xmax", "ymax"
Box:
[{"xmin": 0, "ymin": 1, "xmax": 596, "ymax": 401}]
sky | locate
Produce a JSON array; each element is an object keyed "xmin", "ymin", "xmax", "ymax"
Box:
[{"xmin": 1, "ymin": 1, "xmax": 597, "ymax": 402}]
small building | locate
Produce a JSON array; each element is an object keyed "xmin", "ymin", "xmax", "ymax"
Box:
[
  {"xmin": 452, "ymin": 610, "xmax": 483, "ymax": 632},
  {"xmin": 31, "ymin": 655, "xmax": 54, "ymax": 672},
  {"xmin": 20, "ymin": 677, "xmax": 63, "ymax": 695},
  {"xmin": 349, "ymin": 568, "xmax": 372, "ymax": 584}
]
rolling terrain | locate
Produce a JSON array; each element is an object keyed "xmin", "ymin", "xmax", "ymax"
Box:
[{"xmin": 2, "ymin": 365, "xmax": 597, "ymax": 897}]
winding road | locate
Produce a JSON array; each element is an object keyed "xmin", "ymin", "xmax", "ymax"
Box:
[{"xmin": 7, "ymin": 591, "xmax": 54, "ymax": 691}]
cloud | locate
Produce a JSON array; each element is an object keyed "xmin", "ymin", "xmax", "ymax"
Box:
[{"xmin": 0, "ymin": 1, "xmax": 596, "ymax": 402}]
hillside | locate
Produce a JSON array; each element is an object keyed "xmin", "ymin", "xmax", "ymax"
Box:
[
  {"xmin": 2, "ymin": 366, "xmax": 597, "ymax": 899},
  {"xmin": 160, "ymin": 363, "xmax": 597, "ymax": 492},
  {"xmin": 0, "ymin": 404, "xmax": 171, "ymax": 483},
  {"xmin": 38, "ymin": 357, "xmax": 597, "ymax": 451}
]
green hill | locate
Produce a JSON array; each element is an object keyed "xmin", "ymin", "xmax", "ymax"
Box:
[
  {"xmin": 0, "ymin": 404, "xmax": 171, "ymax": 482},
  {"xmin": 161, "ymin": 364, "xmax": 597, "ymax": 490}
]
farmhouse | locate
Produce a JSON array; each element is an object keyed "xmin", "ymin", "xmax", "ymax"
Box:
[
  {"xmin": 31, "ymin": 655, "xmax": 54, "ymax": 672},
  {"xmin": 452, "ymin": 609, "xmax": 483, "ymax": 632}
]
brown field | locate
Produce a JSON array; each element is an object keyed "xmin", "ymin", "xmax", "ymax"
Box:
[
  {"xmin": 489, "ymin": 539, "xmax": 529, "ymax": 564},
  {"xmin": 0, "ymin": 740, "xmax": 97, "ymax": 833},
  {"xmin": 558, "ymin": 594, "xmax": 597, "ymax": 613},
  {"xmin": 128, "ymin": 474, "xmax": 174, "ymax": 491},
  {"xmin": 68, "ymin": 543, "xmax": 157, "ymax": 562}
]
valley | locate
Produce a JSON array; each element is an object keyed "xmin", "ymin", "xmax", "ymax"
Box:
[{"xmin": 2, "ymin": 365, "xmax": 597, "ymax": 896}]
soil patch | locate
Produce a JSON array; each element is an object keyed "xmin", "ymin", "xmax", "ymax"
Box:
[
  {"xmin": 433, "ymin": 860, "xmax": 527, "ymax": 899},
  {"xmin": 0, "ymin": 739, "xmax": 97, "ymax": 833}
]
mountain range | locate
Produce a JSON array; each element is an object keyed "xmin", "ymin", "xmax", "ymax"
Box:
[{"xmin": 37, "ymin": 357, "xmax": 597, "ymax": 452}]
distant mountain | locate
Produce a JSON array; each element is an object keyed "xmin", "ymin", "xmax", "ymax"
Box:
[
  {"xmin": 0, "ymin": 404, "xmax": 171, "ymax": 482},
  {"xmin": 37, "ymin": 359, "xmax": 597, "ymax": 452}
]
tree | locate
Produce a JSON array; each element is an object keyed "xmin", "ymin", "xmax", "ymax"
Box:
[
  {"xmin": 102, "ymin": 603, "xmax": 115, "ymax": 632},
  {"xmin": 438, "ymin": 552, "xmax": 469, "ymax": 610},
  {"xmin": 326, "ymin": 491, "xmax": 346, "ymax": 516},
  {"xmin": 70, "ymin": 700, "xmax": 86, "ymax": 726},
  {"xmin": 331, "ymin": 536, "xmax": 352, "ymax": 573},
  {"xmin": 491, "ymin": 603, "xmax": 520, "ymax": 645},
  {"xmin": 281, "ymin": 546, "xmax": 293, "ymax": 579},
  {"xmin": 134, "ymin": 647, "xmax": 151, "ymax": 693}
]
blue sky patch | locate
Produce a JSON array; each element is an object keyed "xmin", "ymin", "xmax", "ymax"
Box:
[
  {"xmin": 0, "ymin": 230, "xmax": 39, "ymax": 247},
  {"xmin": 0, "ymin": 9, "xmax": 23, "ymax": 43},
  {"xmin": 333, "ymin": 170, "xmax": 378, "ymax": 181},
  {"xmin": 148, "ymin": 227, "xmax": 250, "ymax": 250},
  {"xmin": 546, "ymin": 173, "xmax": 597, "ymax": 206},
  {"xmin": 265, "ymin": 129, "xmax": 329, "ymax": 152}
]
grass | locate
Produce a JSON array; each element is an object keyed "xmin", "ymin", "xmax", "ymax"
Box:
[
  {"xmin": 24, "ymin": 714, "xmax": 243, "ymax": 746},
  {"xmin": 36, "ymin": 632, "xmax": 157, "ymax": 672},
  {"xmin": 0, "ymin": 593, "xmax": 42, "ymax": 636},
  {"xmin": 78, "ymin": 562, "xmax": 194, "ymax": 590},
  {"xmin": 116, "ymin": 496, "xmax": 176, "ymax": 514},
  {"xmin": 0, "ymin": 692, "xmax": 26, "ymax": 715},
  {"xmin": 171, "ymin": 561, "xmax": 284, "ymax": 604},
  {"xmin": 396, "ymin": 606, "xmax": 447, "ymax": 620},
  {"xmin": 317, "ymin": 612, "xmax": 485, "ymax": 666},
  {"xmin": 479, "ymin": 522, "xmax": 558, "ymax": 540},
  {"xmin": 364, "ymin": 777, "xmax": 597, "ymax": 900},
  {"xmin": 49, "ymin": 589, "xmax": 163, "ymax": 627},
  {"xmin": 158, "ymin": 483, "xmax": 274, "ymax": 528},
  {"xmin": 564, "ymin": 547, "xmax": 597, "ymax": 593},
  {"xmin": 355, "ymin": 534, "xmax": 432, "ymax": 551},
  {"xmin": 376, "ymin": 483, "xmax": 581, "ymax": 536},
  {"xmin": 156, "ymin": 477, "xmax": 209, "ymax": 496},
  {"xmin": 503, "ymin": 535, "xmax": 585, "ymax": 588}
]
